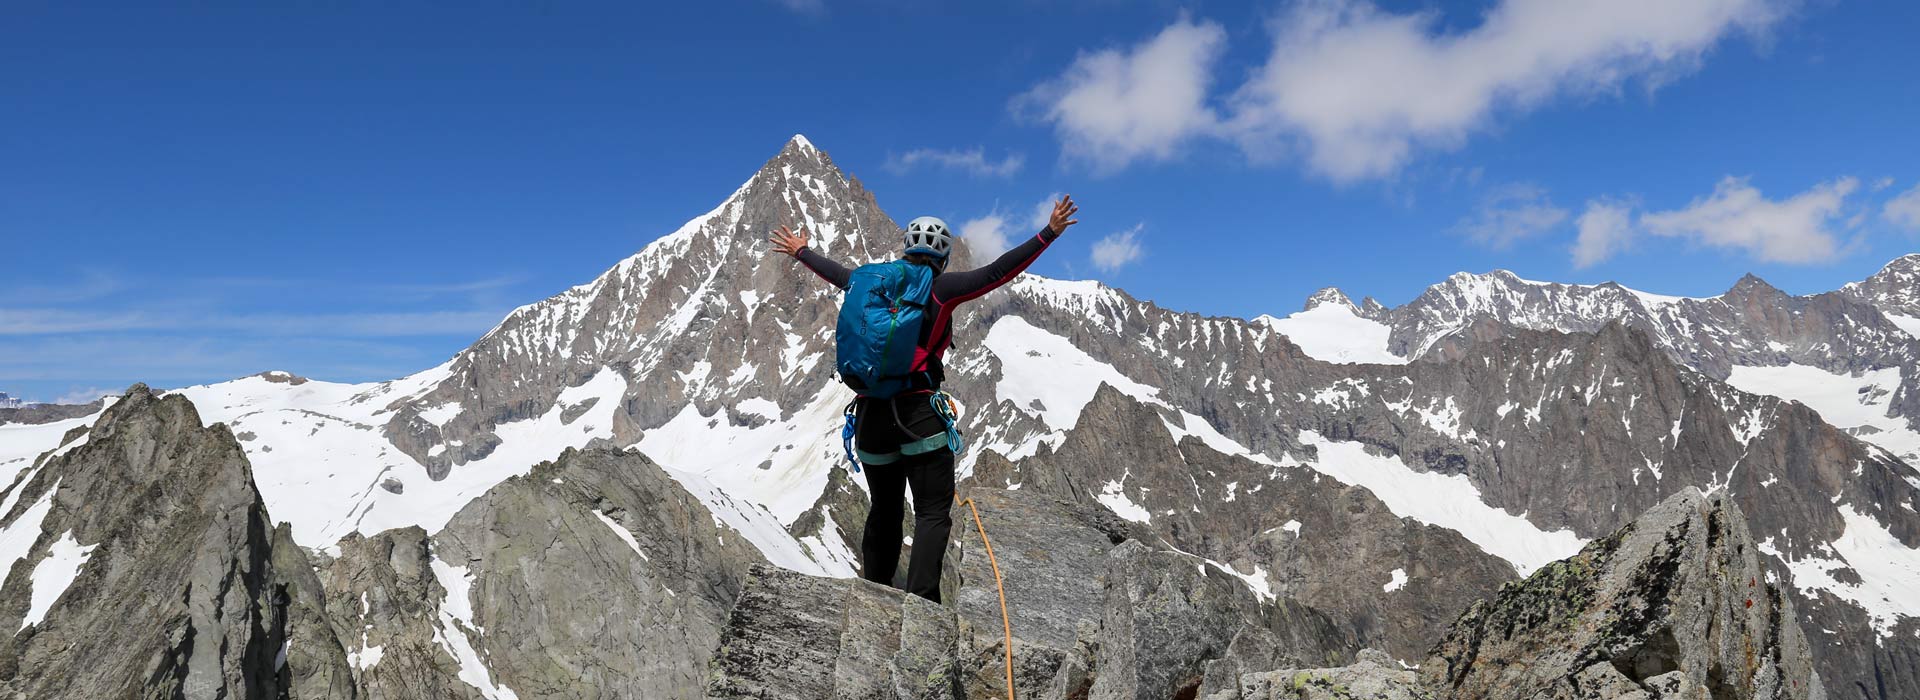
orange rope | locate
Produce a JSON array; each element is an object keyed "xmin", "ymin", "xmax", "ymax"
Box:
[{"xmin": 961, "ymin": 494, "xmax": 1015, "ymax": 700}]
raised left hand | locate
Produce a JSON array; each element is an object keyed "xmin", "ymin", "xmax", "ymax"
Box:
[{"xmin": 1048, "ymin": 195, "xmax": 1079, "ymax": 236}]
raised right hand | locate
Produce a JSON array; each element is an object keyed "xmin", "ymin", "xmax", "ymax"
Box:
[{"xmin": 767, "ymin": 224, "xmax": 809, "ymax": 257}]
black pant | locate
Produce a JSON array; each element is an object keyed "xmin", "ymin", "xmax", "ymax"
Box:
[{"xmin": 860, "ymin": 446, "xmax": 954, "ymax": 603}]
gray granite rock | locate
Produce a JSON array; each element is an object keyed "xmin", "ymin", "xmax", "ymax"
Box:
[
  {"xmin": 1212, "ymin": 649, "xmax": 1429, "ymax": 700},
  {"xmin": 0, "ymin": 384, "xmax": 346, "ymax": 699},
  {"xmin": 1421, "ymin": 488, "xmax": 1824, "ymax": 700},
  {"xmin": 707, "ymin": 565, "xmax": 964, "ymax": 700},
  {"xmin": 1091, "ymin": 541, "xmax": 1352, "ymax": 700}
]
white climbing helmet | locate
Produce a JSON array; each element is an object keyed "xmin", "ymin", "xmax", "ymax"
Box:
[{"xmin": 902, "ymin": 216, "xmax": 953, "ymax": 258}]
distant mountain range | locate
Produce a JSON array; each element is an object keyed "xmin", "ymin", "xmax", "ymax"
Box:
[{"xmin": 0, "ymin": 136, "xmax": 1913, "ymax": 698}]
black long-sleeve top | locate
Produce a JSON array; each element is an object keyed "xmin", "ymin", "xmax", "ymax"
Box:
[{"xmin": 795, "ymin": 227, "xmax": 1060, "ymax": 390}]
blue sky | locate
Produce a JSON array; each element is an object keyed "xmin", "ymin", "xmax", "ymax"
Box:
[{"xmin": 4, "ymin": 1, "xmax": 1919, "ymax": 403}]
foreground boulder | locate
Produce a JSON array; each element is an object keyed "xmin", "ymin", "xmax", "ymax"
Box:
[
  {"xmin": 706, "ymin": 565, "xmax": 965, "ymax": 699},
  {"xmin": 708, "ymin": 488, "xmax": 1357, "ymax": 699},
  {"xmin": 1419, "ymin": 487, "xmax": 1823, "ymax": 700}
]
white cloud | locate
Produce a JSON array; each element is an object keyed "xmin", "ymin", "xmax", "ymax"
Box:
[
  {"xmin": 1018, "ymin": 18, "xmax": 1227, "ymax": 172},
  {"xmin": 958, "ymin": 212, "xmax": 1015, "ymax": 264},
  {"xmin": 1455, "ymin": 184, "xmax": 1568, "ymax": 249},
  {"xmin": 1027, "ymin": 195, "xmax": 1061, "ymax": 231},
  {"xmin": 958, "ymin": 195, "xmax": 1061, "ymax": 265},
  {"xmin": 1091, "ymin": 224, "xmax": 1146, "ymax": 273},
  {"xmin": 1640, "ymin": 176, "xmax": 1857, "ymax": 264},
  {"xmin": 1885, "ymin": 183, "xmax": 1920, "ymax": 232},
  {"xmin": 1026, "ymin": 0, "xmax": 1786, "ymax": 180},
  {"xmin": 885, "ymin": 148, "xmax": 1025, "ymax": 178},
  {"xmin": 1572, "ymin": 199, "xmax": 1636, "ymax": 268}
]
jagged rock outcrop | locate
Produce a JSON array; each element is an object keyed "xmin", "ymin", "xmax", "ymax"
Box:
[
  {"xmin": 1421, "ymin": 488, "xmax": 1822, "ymax": 700},
  {"xmin": 0, "ymin": 384, "xmax": 347, "ymax": 699},
  {"xmin": 432, "ymin": 447, "xmax": 765, "ymax": 697},
  {"xmin": 321, "ymin": 446, "xmax": 770, "ymax": 699},
  {"xmin": 315, "ymin": 527, "xmax": 482, "ymax": 699},
  {"xmin": 709, "ymin": 487, "xmax": 1357, "ymax": 700}
]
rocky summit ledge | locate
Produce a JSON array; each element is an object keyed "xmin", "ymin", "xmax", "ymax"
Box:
[{"xmin": 708, "ymin": 486, "xmax": 1827, "ymax": 700}]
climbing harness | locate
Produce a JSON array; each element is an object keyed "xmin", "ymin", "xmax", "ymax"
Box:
[
  {"xmin": 842, "ymin": 391, "xmax": 966, "ymax": 473},
  {"xmin": 961, "ymin": 493, "xmax": 1015, "ymax": 700}
]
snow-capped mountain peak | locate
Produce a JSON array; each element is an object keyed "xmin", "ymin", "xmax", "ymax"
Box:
[
  {"xmin": 1301, "ymin": 286, "xmax": 1359, "ymax": 313},
  {"xmin": 1845, "ymin": 253, "xmax": 1920, "ymax": 318},
  {"xmin": 12, "ymin": 137, "xmax": 1910, "ymax": 693}
]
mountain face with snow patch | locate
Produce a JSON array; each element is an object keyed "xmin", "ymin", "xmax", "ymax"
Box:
[
  {"xmin": 1290, "ymin": 262, "xmax": 1920, "ymax": 466},
  {"xmin": 1845, "ymin": 254, "xmax": 1920, "ymax": 319},
  {"xmin": 1, "ymin": 136, "xmax": 1915, "ymax": 698}
]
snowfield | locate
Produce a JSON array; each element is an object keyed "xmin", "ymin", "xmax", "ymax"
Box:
[
  {"xmin": 1296, "ymin": 430, "xmax": 1587, "ymax": 575},
  {"xmin": 1254, "ymin": 304, "xmax": 1407, "ymax": 365},
  {"xmin": 1761, "ymin": 505, "xmax": 1920, "ymax": 636},
  {"xmin": 1726, "ymin": 364, "xmax": 1920, "ymax": 463},
  {"xmin": 155, "ymin": 369, "xmax": 848, "ymax": 576}
]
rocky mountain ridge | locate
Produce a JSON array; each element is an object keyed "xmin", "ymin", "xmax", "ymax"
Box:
[
  {"xmin": 2, "ymin": 135, "xmax": 1914, "ymax": 697},
  {"xmin": 0, "ymin": 385, "xmax": 1826, "ymax": 698}
]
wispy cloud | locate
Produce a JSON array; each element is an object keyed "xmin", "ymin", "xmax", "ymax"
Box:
[
  {"xmin": 957, "ymin": 195, "xmax": 1059, "ymax": 265},
  {"xmin": 1023, "ymin": 0, "xmax": 1788, "ymax": 180},
  {"xmin": 1091, "ymin": 223, "xmax": 1146, "ymax": 274},
  {"xmin": 1454, "ymin": 184, "xmax": 1569, "ymax": 249},
  {"xmin": 52, "ymin": 387, "xmax": 116, "ymax": 405},
  {"xmin": 1017, "ymin": 17, "xmax": 1227, "ymax": 172},
  {"xmin": 0, "ymin": 269, "xmax": 125, "ymax": 305},
  {"xmin": 958, "ymin": 213, "xmax": 1015, "ymax": 264},
  {"xmin": 0, "ymin": 308, "xmax": 507, "ymax": 337},
  {"xmin": 1885, "ymin": 182, "xmax": 1920, "ymax": 233},
  {"xmin": 1640, "ymin": 176, "xmax": 1857, "ymax": 264},
  {"xmin": 771, "ymin": 0, "xmax": 824, "ymax": 15},
  {"xmin": 0, "ymin": 334, "xmax": 436, "ymax": 384},
  {"xmin": 0, "ymin": 267, "xmax": 518, "ymax": 391},
  {"xmin": 1572, "ymin": 198, "xmax": 1637, "ymax": 268},
  {"xmin": 884, "ymin": 147, "xmax": 1026, "ymax": 178},
  {"xmin": 1568, "ymin": 176, "xmax": 1864, "ymax": 267}
]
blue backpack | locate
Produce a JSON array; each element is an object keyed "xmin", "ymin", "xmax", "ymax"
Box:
[{"xmin": 835, "ymin": 259, "xmax": 935, "ymax": 399}]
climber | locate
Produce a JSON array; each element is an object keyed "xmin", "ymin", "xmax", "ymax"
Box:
[{"xmin": 766, "ymin": 196, "xmax": 1078, "ymax": 602}]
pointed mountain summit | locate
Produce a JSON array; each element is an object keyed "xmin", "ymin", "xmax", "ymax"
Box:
[
  {"xmin": 384, "ymin": 132, "xmax": 900, "ymax": 484},
  {"xmin": 1844, "ymin": 253, "xmax": 1920, "ymax": 318},
  {"xmin": 124, "ymin": 138, "xmax": 1919, "ymax": 697},
  {"xmin": 1301, "ymin": 286, "xmax": 1359, "ymax": 313}
]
